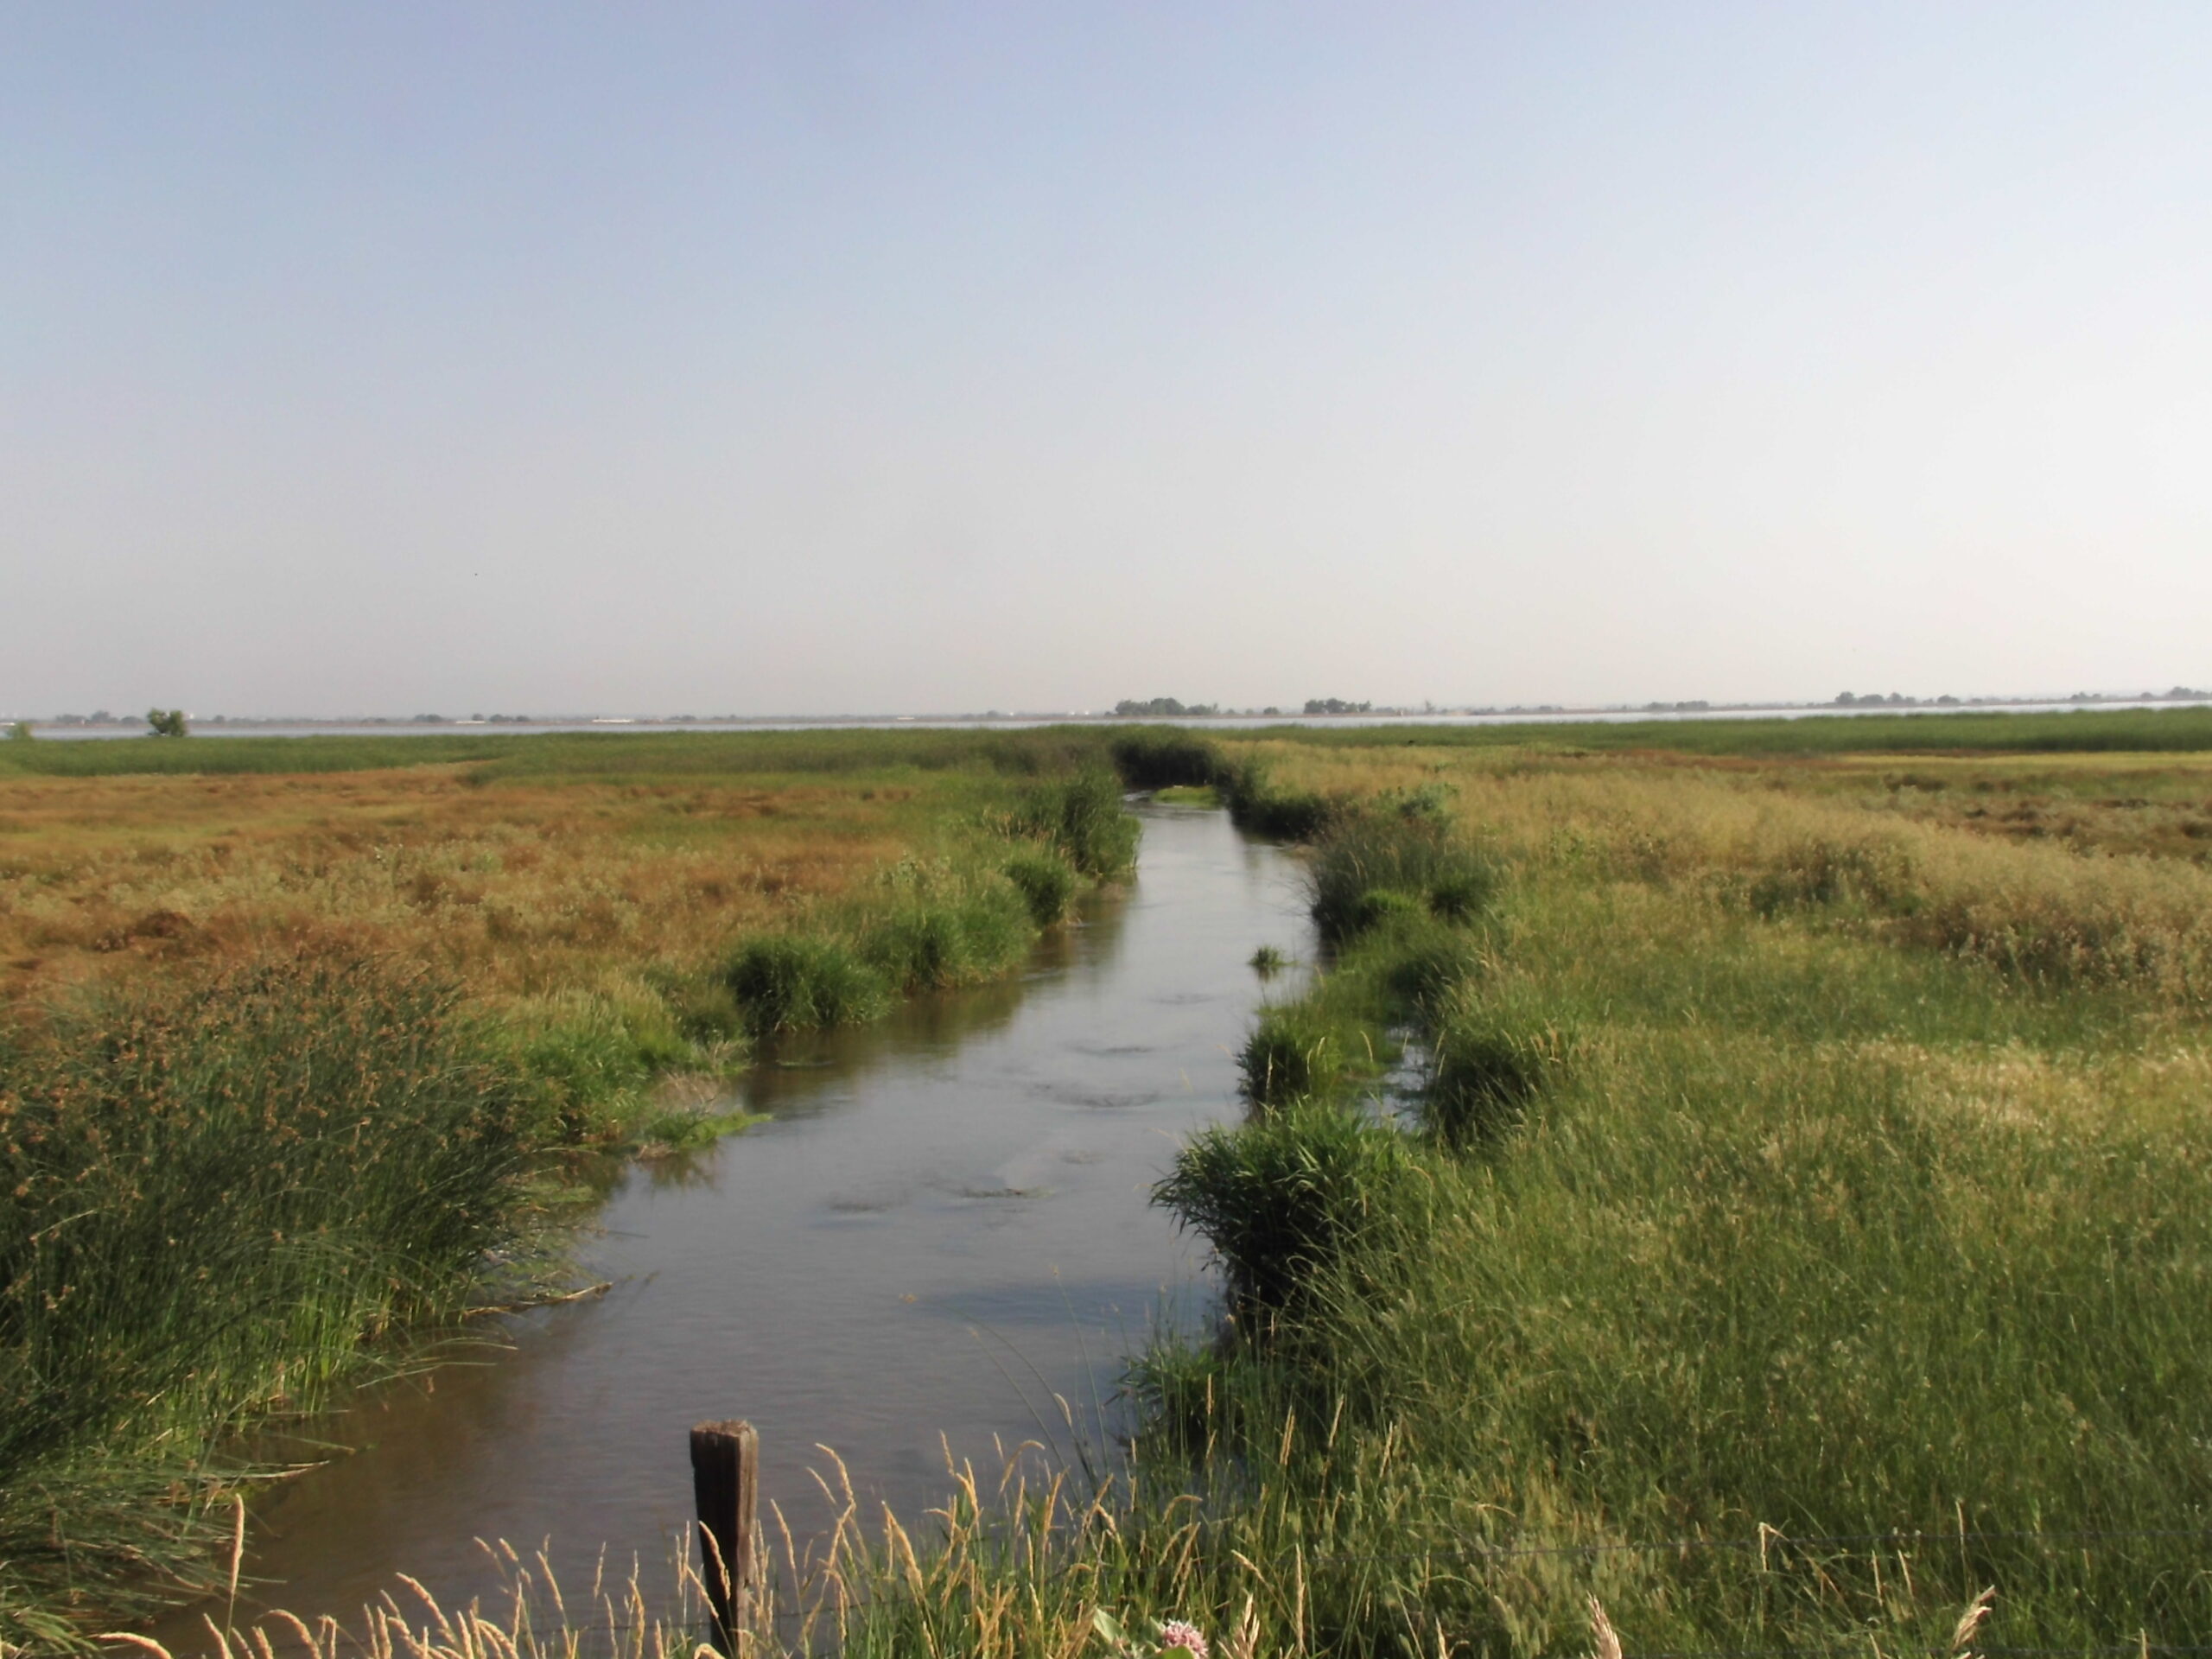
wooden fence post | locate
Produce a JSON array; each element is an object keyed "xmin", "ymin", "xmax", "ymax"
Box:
[{"xmin": 690, "ymin": 1419, "xmax": 759, "ymax": 1654}]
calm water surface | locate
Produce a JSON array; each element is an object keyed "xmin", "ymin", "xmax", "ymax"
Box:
[{"xmin": 153, "ymin": 804, "xmax": 1306, "ymax": 1643}]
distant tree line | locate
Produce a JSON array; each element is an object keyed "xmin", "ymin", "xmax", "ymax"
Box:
[
  {"xmin": 1114, "ymin": 696, "xmax": 1383, "ymax": 718},
  {"xmin": 1115, "ymin": 697, "xmax": 1220, "ymax": 717}
]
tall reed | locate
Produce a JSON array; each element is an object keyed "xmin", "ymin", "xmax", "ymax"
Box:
[{"xmin": 0, "ymin": 950, "xmax": 554, "ymax": 1646}]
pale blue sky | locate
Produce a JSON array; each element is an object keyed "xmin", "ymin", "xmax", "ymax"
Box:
[{"xmin": 5, "ymin": 3, "xmax": 2209, "ymax": 715}]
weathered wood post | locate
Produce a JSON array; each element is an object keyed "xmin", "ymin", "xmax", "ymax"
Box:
[{"xmin": 690, "ymin": 1419, "xmax": 760, "ymax": 1654}]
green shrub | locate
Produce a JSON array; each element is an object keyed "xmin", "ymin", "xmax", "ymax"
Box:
[
  {"xmin": 1154, "ymin": 1103, "xmax": 1414, "ymax": 1320},
  {"xmin": 1421, "ymin": 1013, "xmax": 1567, "ymax": 1150},
  {"xmin": 1011, "ymin": 771, "xmax": 1139, "ymax": 878},
  {"xmin": 1002, "ymin": 850, "xmax": 1078, "ymax": 925},
  {"xmin": 1307, "ymin": 811, "xmax": 1497, "ymax": 944},
  {"xmin": 1238, "ymin": 1005, "xmax": 1344, "ymax": 1107},
  {"xmin": 1109, "ymin": 730, "xmax": 1228, "ymax": 791},
  {"xmin": 721, "ymin": 937, "xmax": 891, "ymax": 1033},
  {"xmin": 861, "ymin": 890, "xmax": 1033, "ymax": 994}
]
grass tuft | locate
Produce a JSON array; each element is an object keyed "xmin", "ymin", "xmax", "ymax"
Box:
[
  {"xmin": 1002, "ymin": 849, "xmax": 1079, "ymax": 925},
  {"xmin": 1421, "ymin": 1007, "xmax": 1569, "ymax": 1150},
  {"xmin": 1010, "ymin": 770, "xmax": 1141, "ymax": 877},
  {"xmin": 1306, "ymin": 809, "xmax": 1498, "ymax": 945},
  {"xmin": 1153, "ymin": 1102, "xmax": 1414, "ymax": 1321},
  {"xmin": 0, "ymin": 950, "xmax": 552, "ymax": 1644},
  {"xmin": 1237, "ymin": 1004, "xmax": 1349, "ymax": 1108},
  {"xmin": 721, "ymin": 936, "xmax": 893, "ymax": 1034}
]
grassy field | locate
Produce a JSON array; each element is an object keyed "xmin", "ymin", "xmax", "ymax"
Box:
[
  {"xmin": 0, "ymin": 728, "xmax": 1132, "ymax": 1647},
  {"xmin": 799, "ymin": 729, "xmax": 2212, "ymax": 1657},
  {"xmin": 10, "ymin": 715, "xmax": 2212, "ymax": 1654}
]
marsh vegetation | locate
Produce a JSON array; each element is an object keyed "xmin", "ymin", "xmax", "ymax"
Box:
[
  {"xmin": 7, "ymin": 716, "xmax": 2212, "ymax": 1652},
  {"xmin": 0, "ymin": 729, "xmax": 1135, "ymax": 1645}
]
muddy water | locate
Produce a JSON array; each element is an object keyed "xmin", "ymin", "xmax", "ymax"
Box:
[{"xmin": 156, "ymin": 804, "xmax": 1306, "ymax": 1642}]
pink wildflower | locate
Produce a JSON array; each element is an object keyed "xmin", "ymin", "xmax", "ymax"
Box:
[{"xmin": 1158, "ymin": 1621, "xmax": 1210, "ymax": 1658}]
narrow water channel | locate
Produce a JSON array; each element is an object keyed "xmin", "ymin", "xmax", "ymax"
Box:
[{"xmin": 156, "ymin": 804, "xmax": 1307, "ymax": 1643}]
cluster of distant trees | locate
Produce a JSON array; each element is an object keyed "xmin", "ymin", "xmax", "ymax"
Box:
[
  {"xmin": 1114, "ymin": 696, "xmax": 1378, "ymax": 718},
  {"xmin": 1834, "ymin": 692, "xmax": 1960, "ymax": 708},
  {"xmin": 1114, "ymin": 697, "xmax": 1220, "ymax": 717}
]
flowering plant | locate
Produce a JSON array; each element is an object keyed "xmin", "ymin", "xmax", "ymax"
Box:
[
  {"xmin": 1093, "ymin": 1595, "xmax": 1260, "ymax": 1658},
  {"xmin": 1091, "ymin": 1609, "xmax": 1211, "ymax": 1657}
]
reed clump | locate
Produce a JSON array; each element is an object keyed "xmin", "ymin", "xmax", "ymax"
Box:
[
  {"xmin": 1236, "ymin": 1005, "xmax": 1347, "ymax": 1108},
  {"xmin": 720, "ymin": 855, "xmax": 1089, "ymax": 1034},
  {"xmin": 1154, "ymin": 1102, "xmax": 1414, "ymax": 1321},
  {"xmin": 1421, "ymin": 1004, "xmax": 1570, "ymax": 1150},
  {"xmin": 1001, "ymin": 849, "xmax": 1078, "ymax": 925},
  {"xmin": 721, "ymin": 935, "xmax": 893, "ymax": 1034},
  {"xmin": 1305, "ymin": 805, "xmax": 1498, "ymax": 945},
  {"xmin": 1007, "ymin": 771, "xmax": 1139, "ymax": 879},
  {"xmin": 0, "ymin": 950, "xmax": 556, "ymax": 1646}
]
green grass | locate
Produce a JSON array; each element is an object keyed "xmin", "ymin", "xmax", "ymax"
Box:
[
  {"xmin": 28, "ymin": 722, "xmax": 2212, "ymax": 1653},
  {"xmin": 0, "ymin": 951, "xmax": 558, "ymax": 1647},
  {"xmin": 1133, "ymin": 783, "xmax": 2212, "ymax": 1652},
  {"xmin": 1305, "ymin": 802, "xmax": 1499, "ymax": 945},
  {"xmin": 1236, "ymin": 1004, "xmax": 1353, "ymax": 1109},
  {"xmin": 0, "ymin": 724, "xmax": 1130, "ymax": 784},
  {"xmin": 1003, "ymin": 849, "xmax": 1079, "ymax": 925},
  {"xmin": 1252, "ymin": 702, "xmax": 2212, "ymax": 756},
  {"xmin": 1152, "ymin": 1100, "xmax": 1415, "ymax": 1323},
  {"xmin": 1008, "ymin": 769, "xmax": 1141, "ymax": 878},
  {"xmin": 782, "ymin": 758, "xmax": 2212, "ymax": 1658},
  {"xmin": 10, "ymin": 707, "xmax": 2212, "ymax": 792},
  {"xmin": 0, "ymin": 735, "xmax": 1144, "ymax": 1643}
]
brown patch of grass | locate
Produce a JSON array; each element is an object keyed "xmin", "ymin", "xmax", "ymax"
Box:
[{"xmin": 0, "ymin": 765, "xmax": 932, "ymax": 1014}]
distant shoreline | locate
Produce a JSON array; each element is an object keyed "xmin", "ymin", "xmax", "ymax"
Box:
[{"xmin": 11, "ymin": 694, "xmax": 2212, "ymax": 739}]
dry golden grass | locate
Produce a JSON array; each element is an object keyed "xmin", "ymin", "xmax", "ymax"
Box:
[
  {"xmin": 1862, "ymin": 1036, "xmax": 2212, "ymax": 1137},
  {"xmin": 0, "ymin": 766, "xmax": 932, "ymax": 1014},
  {"xmin": 1232, "ymin": 739, "xmax": 2212, "ymax": 1008}
]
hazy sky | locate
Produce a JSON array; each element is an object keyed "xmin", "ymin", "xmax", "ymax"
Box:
[{"xmin": 5, "ymin": 3, "xmax": 2209, "ymax": 716}]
